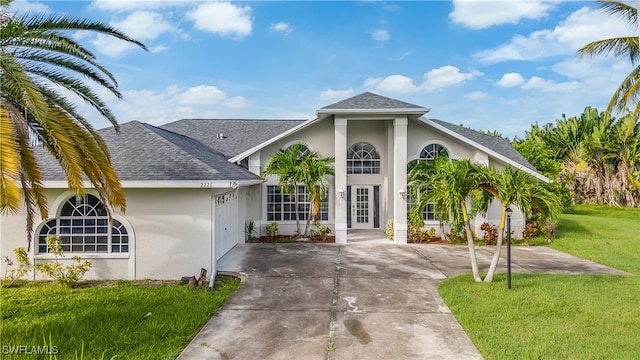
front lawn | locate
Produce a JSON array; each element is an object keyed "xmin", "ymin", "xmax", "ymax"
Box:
[
  {"xmin": 438, "ymin": 205, "xmax": 640, "ymax": 359},
  {"xmin": 0, "ymin": 277, "xmax": 239, "ymax": 359}
]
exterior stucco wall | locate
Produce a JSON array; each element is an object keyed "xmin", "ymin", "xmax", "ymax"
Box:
[
  {"xmin": 1, "ymin": 188, "xmax": 221, "ymax": 280},
  {"xmin": 258, "ymin": 120, "xmax": 337, "ymax": 236}
]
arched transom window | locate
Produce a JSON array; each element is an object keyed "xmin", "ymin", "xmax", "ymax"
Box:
[
  {"xmin": 38, "ymin": 194, "xmax": 129, "ymax": 254},
  {"xmin": 419, "ymin": 143, "xmax": 448, "ymax": 161},
  {"xmin": 347, "ymin": 142, "xmax": 380, "ymax": 174},
  {"xmin": 286, "ymin": 143, "xmax": 310, "ymax": 159}
]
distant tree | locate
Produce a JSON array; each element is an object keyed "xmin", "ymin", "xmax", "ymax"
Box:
[
  {"xmin": 515, "ymin": 107, "xmax": 640, "ymax": 207},
  {"xmin": 0, "ymin": 0, "xmax": 147, "ymax": 248}
]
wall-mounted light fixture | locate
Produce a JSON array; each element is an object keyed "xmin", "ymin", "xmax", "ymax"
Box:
[
  {"xmin": 338, "ymin": 188, "xmax": 345, "ymax": 199},
  {"xmin": 399, "ymin": 188, "xmax": 405, "ymax": 200}
]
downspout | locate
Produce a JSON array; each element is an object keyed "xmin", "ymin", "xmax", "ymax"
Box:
[{"xmin": 209, "ymin": 193, "xmax": 216, "ymax": 290}]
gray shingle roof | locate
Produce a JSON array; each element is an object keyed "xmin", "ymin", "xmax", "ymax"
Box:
[
  {"xmin": 35, "ymin": 121, "xmax": 261, "ymax": 182},
  {"xmin": 320, "ymin": 92, "xmax": 426, "ymax": 110},
  {"xmin": 427, "ymin": 118, "xmax": 537, "ymax": 172},
  {"xmin": 161, "ymin": 119, "xmax": 305, "ymax": 158}
]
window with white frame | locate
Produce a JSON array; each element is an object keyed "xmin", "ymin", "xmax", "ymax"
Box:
[
  {"xmin": 406, "ymin": 188, "xmax": 438, "ymax": 221},
  {"xmin": 347, "ymin": 142, "xmax": 380, "ymax": 174},
  {"xmin": 38, "ymin": 194, "xmax": 129, "ymax": 254},
  {"xmin": 266, "ymin": 185, "xmax": 328, "ymax": 221},
  {"xmin": 419, "ymin": 143, "xmax": 448, "ymax": 161}
]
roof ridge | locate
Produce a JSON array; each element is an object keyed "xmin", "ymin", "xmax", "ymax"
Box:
[{"xmin": 136, "ymin": 122, "xmax": 221, "ymax": 177}]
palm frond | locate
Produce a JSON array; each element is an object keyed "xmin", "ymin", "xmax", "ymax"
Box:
[{"xmin": 0, "ymin": 105, "xmax": 22, "ymax": 214}]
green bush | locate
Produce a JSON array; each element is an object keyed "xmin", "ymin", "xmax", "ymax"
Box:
[
  {"xmin": 35, "ymin": 235, "xmax": 92, "ymax": 288},
  {"xmin": 309, "ymin": 220, "xmax": 332, "ymax": 240},
  {"xmin": 265, "ymin": 222, "xmax": 279, "ymax": 239}
]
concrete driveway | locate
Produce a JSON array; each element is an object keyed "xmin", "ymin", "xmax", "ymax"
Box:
[{"xmin": 179, "ymin": 236, "xmax": 627, "ymax": 360}]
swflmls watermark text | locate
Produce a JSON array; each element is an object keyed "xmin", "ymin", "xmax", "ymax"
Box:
[{"xmin": 2, "ymin": 345, "xmax": 59, "ymax": 355}]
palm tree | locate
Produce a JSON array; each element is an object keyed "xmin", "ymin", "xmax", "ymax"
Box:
[
  {"xmin": 579, "ymin": 0, "xmax": 639, "ymax": 117},
  {"xmin": 480, "ymin": 167, "xmax": 561, "ymax": 283},
  {"xmin": 0, "ymin": 0, "xmax": 147, "ymax": 249},
  {"xmin": 299, "ymin": 152, "xmax": 335, "ymax": 237},
  {"xmin": 262, "ymin": 143, "xmax": 308, "ymax": 236},
  {"xmin": 411, "ymin": 158, "xmax": 484, "ymax": 282}
]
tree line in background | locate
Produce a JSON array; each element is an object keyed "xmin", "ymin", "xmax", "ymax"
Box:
[
  {"xmin": 511, "ymin": 0, "xmax": 640, "ymax": 209},
  {"xmin": 512, "ymin": 107, "xmax": 640, "ymax": 208}
]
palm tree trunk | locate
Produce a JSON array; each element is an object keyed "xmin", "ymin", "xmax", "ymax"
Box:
[
  {"xmin": 462, "ymin": 200, "xmax": 481, "ymax": 282},
  {"xmin": 484, "ymin": 208, "xmax": 506, "ymax": 282},
  {"xmin": 293, "ymin": 185, "xmax": 301, "ymax": 236}
]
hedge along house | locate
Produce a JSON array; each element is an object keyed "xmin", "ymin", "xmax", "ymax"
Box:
[{"xmin": 0, "ymin": 92, "xmax": 547, "ymax": 280}]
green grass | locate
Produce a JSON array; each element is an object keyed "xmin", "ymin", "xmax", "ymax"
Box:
[
  {"xmin": 439, "ymin": 205, "xmax": 640, "ymax": 359},
  {"xmin": 1, "ymin": 277, "xmax": 239, "ymax": 359}
]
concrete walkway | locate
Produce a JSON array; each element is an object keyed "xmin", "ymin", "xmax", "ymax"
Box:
[{"xmin": 179, "ymin": 236, "xmax": 627, "ymax": 360}]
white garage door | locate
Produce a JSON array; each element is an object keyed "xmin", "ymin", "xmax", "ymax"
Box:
[{"xmin": 215, "ymin": 190, "xmax": 239, "ymax": 261}]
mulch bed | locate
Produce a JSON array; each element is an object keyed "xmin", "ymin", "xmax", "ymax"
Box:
[{"xmin": 254, "ymin": 235, "xmax": 336, "ymax": 243}]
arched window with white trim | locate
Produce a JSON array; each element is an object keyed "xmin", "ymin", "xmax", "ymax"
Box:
[
  {"xmin": 37, "ymin": 194, "xmax": 130, "ymax": 254},
  {"xmin": 419, "ymin": 143, "xmax": 448, "ymax": 161},
  {"xmin": 347, "ymin": 142, "xmax": 380, "ymax": 174}
]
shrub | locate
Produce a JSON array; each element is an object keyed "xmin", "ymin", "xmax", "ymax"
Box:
[
  {"xmin": 265, "ymin": 222, "xmax": 279, "ymax": 239},
  {"xmin": 244, "ymin": 220, "xmax": 257, "ymax": 241},
  {"xmin": 480, "ymin": 222, "xmax": 499, "ymax": 245},
  {"xmin": 385, "ymin": 221, "xmax": 394, "ymax": 240},
  {"xmin": 408, "ymin": 224, "xmax": 433, "ymax": 243},
  {"xmin": 309, "ymin": 220, "xmax": 332, "ymax": 241},
  {"xmin": 522, "ymin": 221, "xmax": 539, "ymax": 244},
  {"xmin": 34, "ymin": 235, "xmax": 92, "ymax": 288},
  {"xmin": 2, "ymin": 247, "xmax": 34, "ymax": 287}
]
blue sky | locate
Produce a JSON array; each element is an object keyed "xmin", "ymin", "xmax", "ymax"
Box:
[{"xmin": 8, "ymin": 0, "xmax": 637, "ymax": 138}]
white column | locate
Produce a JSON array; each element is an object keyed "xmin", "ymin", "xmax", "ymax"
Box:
[
  {"xmin": 393, "ymin": 117, "xmax": 408, "ymax": 244},
  {"xmin": 334, "ymin": 117, "xmax": 348, "ymax": 244}
]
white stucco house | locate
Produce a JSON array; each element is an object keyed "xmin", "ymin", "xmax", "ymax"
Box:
[{"xmin": 0, "ymin": 93, "xmax": 546, "ymax": 280}]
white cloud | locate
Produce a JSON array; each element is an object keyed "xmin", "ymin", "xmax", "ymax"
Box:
[
  {"xmin": 365, "ymin": 66, "xmax": 482, "ymax": 94},
  {"xmin": 449, "ymin": 0, "xmax": 554, "ymax": 29},
  {"xmin": 101, "ymin": 85, "xmax": 253, "ymax": 126},
  {"xmin": 186, "ymin": 2, "xmax": 252, "ymax": 38},
  {"xmin": 320, "ymin": 88, "xmax": 354, "ymax": 101},
  {"xmin": 474, "ymin": 6, "xmax": 635, "ymax": 63},
  {"xmin": 521, "ymin": 76, "xmax": 579, "ymax": 92},
  {"xmin": 371, "ymin": 29, "xmax": 390, "ymax": 42},
  {"xmin": 91, "ymin": 0, "xmax": 187, "ymax": 11},
  {"xmin": 91, "ymin": 11, "xmax": 174, "ymax": 57},
  {"xmin": 8, "ymin": 0, "xmax": 50, "ymax": 15},
  {"xmin": 497, "ymin": 72, "xmax": 525, "ymax": 88},
  {"xmin": 270, "ymin": 22, "xmax": 292, "ymax": 34},
  {"xmin": 422, "ymin": 66, "xmax": 483, "ymax": 91},
  {"xmin": 465, "ymin": 91, "xmax": 488, "ymax": 100},
  {"xmin": 365, "ymin": 75, "xmax": 419, "ymax": 93},
  {"xmin": 173, "ymin": 85, "xmax": 252, "ymax": 108}
]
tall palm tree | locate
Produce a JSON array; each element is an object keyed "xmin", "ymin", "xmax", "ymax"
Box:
[
  {"xmin": 579, "ymin": 0, "xmax": 640, "ymax": 117},
  {"xmin": 480, "ymin": 167, "xmax": 561, "ymax": 283},
  {"xmin": 0, "ymin": 0, "xmax": 147, "ymax": 248},
  {"xmin": 412, "ymin": 158, "xmax": 484, "ymax": 282}
]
